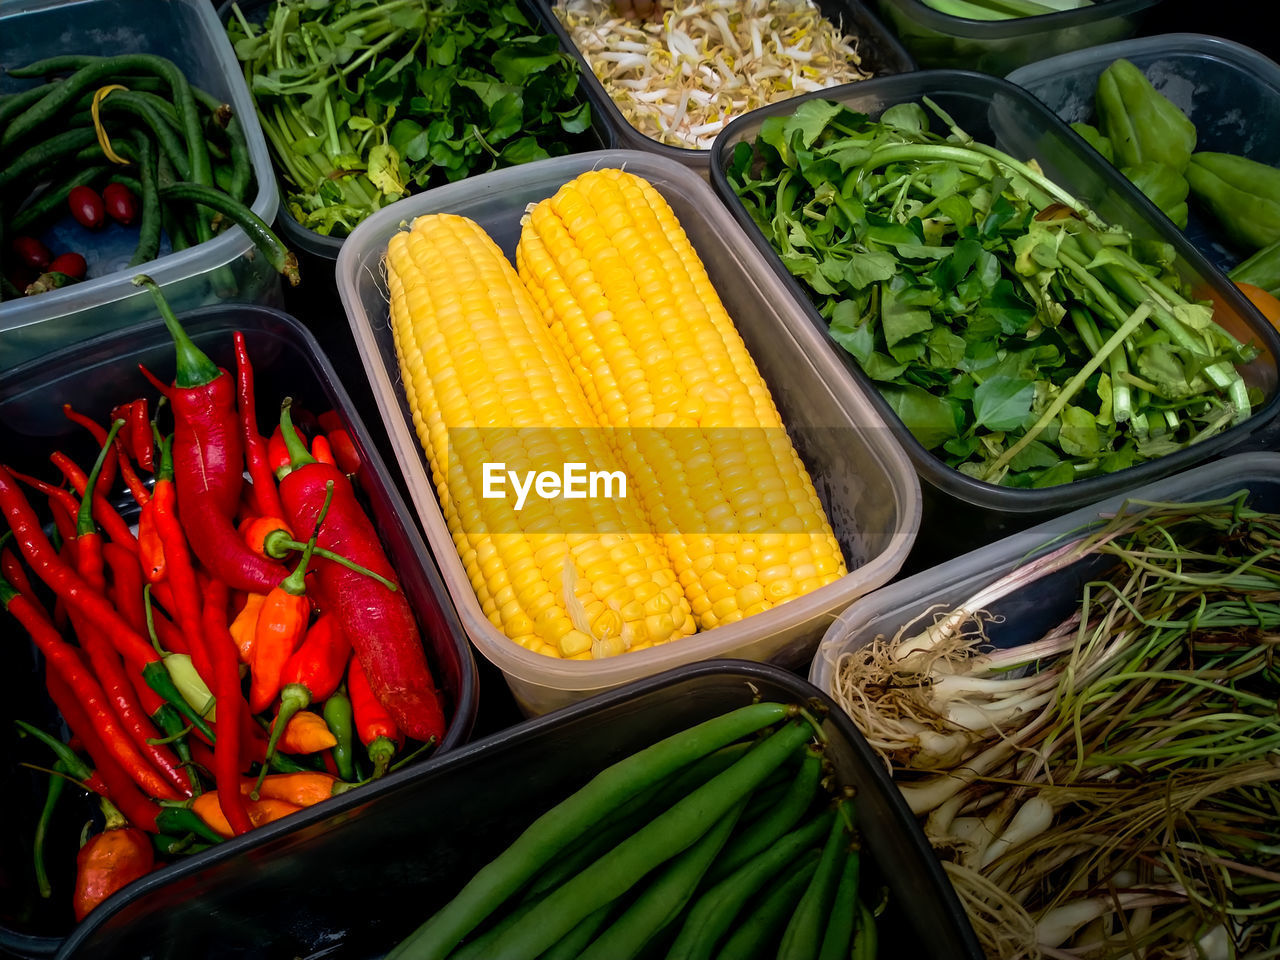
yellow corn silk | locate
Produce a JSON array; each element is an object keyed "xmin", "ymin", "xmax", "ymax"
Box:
[
  {"xmin": 386, "ymin": 212, "xmax": 695, "ymax": 660},
  {"xmin": 515, "ymin": 168, "xmax": 847, "ymax": 630}
]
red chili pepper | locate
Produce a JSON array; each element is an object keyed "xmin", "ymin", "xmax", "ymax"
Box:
[
  {"xmin": 0, "ymin": 465, "xmax": 213, "ymax": 741},
  {"xmin": 0, "ymin": 541, "xmax": 40, "ymax": 611},
  {"xmin": 62, "ymin": 405, "xmax": 118, "ymax": 498},
  {"xmin": 150, "ymin": 432, "xmax": 213, "ymax": 682},
  {"xmin": 276, "ymin": 402, "xmax": 446, "ymax": 744},
  {"xmin": 131, "ymin": 399, "xmax": 153, "ymax": 473},
  {"xmin": 107, "ymin": 400, "xmax": 152, "ymax": 503},
  {"xmin": 3, "ymin": 466, "xmax": 81, "ymax": 546},
  {"xmin": 202, "ymin": 577, "xmax": 253, "ymax": 836},
  {"xmin": 135, "ymin": 278, "xmax": 287, "ymax": 594},
  {"xmin": 347, "ymin": 656, "xmax": 401, "ymax": 779},
  {"xmin": 1, "ymin": 572, "xmax": 178, "ymax": 801},
  {"xmin": 49, "ymin": 452, "xmax": 137, "ymax": 555},
  {"xmin": 137, "ymin": 499, "xmax": 165, "ymax": 583},
  {"xmin": 256, "ymin": 611, "xmax": 350, "ymax": 787},
  {"xmin": 238, "ymin": 514, "xmax": 293, "ymax": 560},
  {"xmin": 310, "ymin": 435, "xmax": 335, "ymax": 466},
  {"xmin": 249, "ymin": 483, "xmax": 334, "ymax": 716},
  {"xmin": 73, "ymin": 796, "xmax": 155, "ymax": 922},
  {"xmin": 266, "ymin": 425, "xmax": 290, "ymax": 474},
  {"xmin": 317, "ymin": 411, "xmax": 361, "ymax": 476},
  {"xmin": 233, "ymin": 331, "xmax": 286, "ymax": 522}
]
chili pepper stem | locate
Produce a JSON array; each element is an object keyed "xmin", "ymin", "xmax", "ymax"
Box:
[
  {"xmin": 253, "ymin": 683, "xmax": 311, "ymax": 799},
  {"xmin": 74, "ymin": 419, "xmax": 125, "ymax": 535},
  {"xmin": 368, "ymin": 735, "xmax": 395, "ymax": 779},
  {"xmin": 277, "ymin": 397, "xmax": 316, "ymax": 476},
  {"xmin": 279, "ymin": 480, "xmax": 335, "ymax": 596},
  {"xmin": 261, "ymin": 530, "xmax": 398, "ymax": 591},
  {"xmin": 142, "ymin": 662, "xmax": 214, "ymax": 741},
  {"xmin": 132, "ymin": 275, "xmax": 220, "ymax": 388}
]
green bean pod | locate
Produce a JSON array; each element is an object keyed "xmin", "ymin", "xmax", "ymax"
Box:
[
  {"xmin": 385, "ymin": 702, "xmax": 793, "ymax": 960},
  {"xmin": 816, "ymin": 839, "xmax": 861, "ymax": 960},
  {"xmin": 0, "ymin": 127, "xmax": 99, "ymax": 189},
  {"xmin": 850, "ymin": 899, "xmax": 877, "ymax": 960},
  {"xmin": 125, "ymin": 132, "xmax": 162, "ymax": 267},
  {"xmin": 537, "ymin": 904, "xmax": 612, "ymax": 960},
  {"xmin": 576, "ymin": 798, "xmax": 749, "ymax": 960},
  {"xmin": 0, "ymin": 80, "xmax": 63, "ymax": 127},
  {"xmin": 778, "ymin": 805, "xmax": 854, "ymax": 960},
  {"xmin": 667, "ymin": 809, "xmax": 834, "ymax": 960},
  {"xmin": 10, "ymin": 165, "xmax": 109, "ymax": 234},
  {"xmin": 485, "ymin": 720, "xmax": 815, "ymax": 960},
  {"xmin": 157, "ymin": 181, "xmax": 299, "ymax": 285},
  {"xmin": 716, "ymin": 849, "xmax": 822, "ymax": 960}
]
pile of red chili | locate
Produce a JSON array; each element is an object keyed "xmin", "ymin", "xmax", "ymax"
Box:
[{"xmin": 0, "ymin": 276, "xmax": 447, "ymax": 923}]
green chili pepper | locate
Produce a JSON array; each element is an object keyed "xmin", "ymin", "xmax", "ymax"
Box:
[
  {"xmin": 323, "ymin": 688, "xmax": 357, "ymax": 782},
  {"xmin": 34, "ymin": 761, "xmax": 67, "ymax": 899},
  {"xmin": 1187, "ymin": 151, "xmax": 1280, "ymax": 252},
  {"xmin": 1096, "ymin": 58, "xmax": 1196, "ymax": 174}
]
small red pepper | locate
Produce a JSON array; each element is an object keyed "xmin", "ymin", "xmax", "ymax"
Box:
[
  {"xmin": 310, "ymin": 435, "xmax": 335, "ymax": 466},
  {"xmin": 135, "ymin": 278, "xmax": 288, "ymax": 594},
  {"xmin": 266, "ymin": 424, "xmax": 290, "ymax": 474},
  {"xmin": 233, "ymin": 331, "xmax": 286, "ymax": 522},
  {"xmin": 73, "ymin": 797, "xmax": 155, "ymax": 922},
  {"xmin": 203, "ymin": 577, "xmax": 253, "ymax": 837},
  {"xmin": 68, "ymin": 185, "xmax": 106, "ymax": 230},
  {"xmin": 348, "ymin": 656, "xmax": 401, "ymax": 779},
  {"xmin": 49, "ymin": 451, "xmax": 137, "ymax": 555},
  {"xmin": 103, "ymin": 183, "xmax": 138, "ymax": 226},
  {"xmin": 48, "ymin": 252, "xmax": 87, "ymax": 281},
  {"xmin": 62, "ymin": 405, "xmax": 118, "ymax": 498},
  {"xmin": 317, "ymin": 411, "xmax": 361, "ymax": 476}
]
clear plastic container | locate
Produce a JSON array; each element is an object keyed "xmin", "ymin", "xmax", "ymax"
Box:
[
  {"xmin": 710, "ymin": 69, "xmax": 1280, "ymax": 568},
  {"xmin": 0, "ymin": 0, "xmax": 282, "ymax": 372},
  {"xmin": 532, "ymin": 0, "xmax": 915, "ymax": 177},
  {"xmin": 810, "ymin": 450, "xmax": 1280, "ymax": 695},
  {"xmin": 1006, "ymin": 33, "xmax": 1280, "ymax": 274},
  {"xmin": 872, "ymin": 0, "xmax": 1161, "ymax": 73},
  {"xmin": 53, "ymin": 661, "xmax": 983, "ymax": 960},
  {"xmin": 0, "ymin": 306, "xmax": 478, "ymax": 957},
  {"xmin": 336, "ymin": 149, "xmax": 921, "ymax": 716}
]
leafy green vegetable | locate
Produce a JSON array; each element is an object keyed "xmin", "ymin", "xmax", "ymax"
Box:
[
  {"xmin": 227, "ymin": 0, "xmax": 594, "ymax": 237},
  {"xmin": 726, "ymin": 99, "xmax": 1259, "ymax": 487}
]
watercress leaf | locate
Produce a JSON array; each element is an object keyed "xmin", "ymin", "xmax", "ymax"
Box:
[
  {"xmin": 821, "ymin": 141, "xmax": 873, "ymax": 173},
  {"xmin": 937, "ymin": 194, "xmax": 973, "ymax": 230},
  {"xmin": 367, "ymin": 143, "xmax": 407, "ymax": 198},
  {"xmin": 880, "ymin": 102, "xmax": 928, "ymax": 134},
  {"xmin": 558, "ymin": 101, "xmax": 592, "ymax": 134},
  {"xmin": 828, "ymin": 301, "xmax": 873, "ymax": 358},
  {"xmin": 348, "ymin": 116, "xmax": 376, "ymax": 132},
  {"xmin": 389, "ymin": 119, "xmax": 424, "ymax": 154},
  {"xmin": 1171, "ymin": 301, "xmax": 1214, "ymax": 332},
  {"xmin": 1007, "ymin": 439, "xmax": 1059, "ymax": 471},
  {"xmin": 499, "ymin": 135, "xmax": 549, "ymax": 165},
  {"xmin": 429, "ymin": 32, "xmax": 458, "ymax": 66},
  {"xmin": 1058, "ymin": 404, "xmax": 1101, "ymax": 457},
  {"xmin": 783, "ymin": 99, "xmax": 844, "ymax": 149},
  {"xmin": 883, "ymin": 384, "xmax": 961, "ymax": 450},
  {"xmin": 487, "ymin": 91, "xmax": 524, "ymax": 141},
  {"xmin": 1031, "ymin": 462, "xmax": 1076, "ymax": 488},
  {"xmin": 863, "ymin": 353, "xmax": 911, "ymax": 381},
  {"xmin": 974, "ymin": 278, "xmax": 1035, "ymax": 335},
  {"xmin": 972, "ymin": 375, "xmax": 1035, "ymax": 431},
  {"xmin": 843, "ymin": 250, "xmax": 898, "ymax": 289},
  {"xmin": 288, "ymin": 135, "xmax": 324, "ymax": 157},
  {"xmin": 943, "ymin": 434, "xmax": 981, "ymax": 459},
  {"xmin": 759, "ymin": 116, "xmax": 793, "ymax": 167},
  {"xmin": 492, "ymin": 41, "xmax": 564, "ymax": 86},
  {"xmin": 926, "ymin": 327, "xmax": 967, "ymax": 370},
  {"xmin": 881, "ymin": 283, "xmax": 935, "ymax": 348},
  {"xmin": 979, "ymin": 193, "xmax": 1018, "ymax": 238}
]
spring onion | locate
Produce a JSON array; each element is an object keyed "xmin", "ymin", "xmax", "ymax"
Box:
[
  {"xmin": 831, "ymin": 493, "xmax": 1280, "ymax": 958},
  {"xmin": 553, "ymin": 0, "xmax": 872, "ymax": 149}
]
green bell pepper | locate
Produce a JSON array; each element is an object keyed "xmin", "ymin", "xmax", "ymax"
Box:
[
  {"xmin": 1096, "ymin": 58, "xmax": 1196, "ymax": 173},
  {"xmin": 1187, "ymin": 152, "xmax": 1280, "ymax": 252},
  {"xmin": 1071, "ymin": 122, "xmax": 1114, "ymax": 164}
]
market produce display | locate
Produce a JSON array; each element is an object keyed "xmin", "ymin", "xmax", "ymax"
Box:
[
  {"xmin": 2, "ymin": 283, "xmax": 447, "ymax": 921},
  {"xmin": 387, "ymin": 700, "xmax": 882, "ymax": 960},
  {"xmin": 552, "ymin": 0, "xmax": 874, "ymax": 149},
  {"xmin": 385, "ymin": 167, "xmax": 846, "ymax": 660},
  {"xmin": 1, "ymin": 53, "xmax": 298, "ymax": 300},
  {"xmin": 831, "ymin": 494, "xmax": 1280, "ymax": 958},
  {"xmin": 225, "ymin": 0, "xmax": 597, "ymax": 238},
  {"xmin": 725, "ymin": 97, "xmax": 1263, "ymax": 487}
]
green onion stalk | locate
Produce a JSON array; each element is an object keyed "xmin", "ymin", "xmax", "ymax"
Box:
[{"xmin": 832, "ymin": 493, "xmax": 1280, "ymax": 958}]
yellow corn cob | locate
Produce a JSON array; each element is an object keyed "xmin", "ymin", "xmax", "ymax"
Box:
[
  {"xmin": 515, "ymin": 168, "xmax": 847, "ymax": 629},
  {"xmin": 386, "ymin": 212, "xmax": 695, "ymax": 659}
]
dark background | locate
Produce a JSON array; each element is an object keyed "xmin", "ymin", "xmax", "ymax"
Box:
[{"xmin": 1144, "ymin": 0, "xmax": 1274, "ymax": 60}]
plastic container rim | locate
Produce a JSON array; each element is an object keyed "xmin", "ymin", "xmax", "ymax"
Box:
[
  {"xmin": 0, "ymin": 0, "xmax": 280, "ymax": 334},
  {"xmin": 709, "ymin": 67, "xmax": 1280, "ymax": 515},
  {"xmin": 530, "ymin": 0, "xmax": 916, "ymax": 163},
  {"xmin": 336, "ymin": 147, "xmax": 922, "ymax": 694},
  {"xmin": 879, "ymin": 0, "xmax": 1162, "ymax": 38}
]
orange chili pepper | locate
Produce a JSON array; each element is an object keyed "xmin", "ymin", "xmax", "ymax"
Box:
[
  {"xmin": 191, "ymin": 791, "xmax": 303, "ymax": 839},
  {"xmin": 349, "ymin": 656, "xmax": 401, "ymax": 779},
  {"xmin": 229, "ymin": 592, "xmax": 267, "ymax": 664},
  {"xmin": 276, "ymin": 710, "xmax": 338, "ymax": 755},
  {"xmin": 311, "ymin": 435, "xmax": 335, "ymax": 466},
  {"xmin": 248, "ymin": 485, "xmax": 334, "ymax": 714},
  {"xmin": 137, "ymin": 500, "xmax": 164, "ymax": 583},
  {"xmin": 238, "ymin": 515, "xmax": 293, "ymax": 560},
  {"xmin": 239, "ymin": 772, "xmax": 340, "ymax": 808},
  {"xmin": 73, "ymin": 798, "xmax": 154, "ymax": 922}
]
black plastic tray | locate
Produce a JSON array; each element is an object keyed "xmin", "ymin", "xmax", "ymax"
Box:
[
  {"xmin": 710, "ymin": 68, "xmax": 1280, "ymax": 566},
  {"xmin": 0, "ymin": 305, "xmax": 479, "ymax": 957},
  {"xmin": 51, "ymin": 660, "xmax": 983, "ymax": 960}
]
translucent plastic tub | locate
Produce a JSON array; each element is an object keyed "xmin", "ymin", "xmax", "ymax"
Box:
[
  {"xmin": 532, "ymin": 0, "xmax": 915, "ymax": 177},
  {"xmin": 0, "ymin": 0, "xmax": 282, "ymax": 372},
  {"xmin": 873, "ymin": 0, "xmax": 1161, "ymax": 73},
  {"xmin": 337, "ymin": 149, "xmax": 921, "ymax": 716},
  {"xmin": 0, "ymin": 306, "xmax": 478, "ymax": 958},
  {"xmin": 1006, "ymin": 33, "xmax": 1280, "ymax": 275},
  {"xmin": 710, "ymin": 69, "xmax": 1280, "ymax": 567},
  {"xmin": 53, "ymin": 661, "xmax": 983, "ymax": 960},
  {"xmin": 810, "ymin": 449, "xmax": 1280, "ymax": 699}
]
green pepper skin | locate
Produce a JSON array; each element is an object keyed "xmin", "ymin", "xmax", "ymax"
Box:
[
  {"xmin": 1187, "ymin": 152, "xmax": 1280, "ymax": 252},
  {"xmin": 1229, "ymin": 237, "xmax": 1280, "ymax": 296},
  {"xmin": 1121, "ymin": 161, "xmax": 1189, "ymax": 229},
  {"xmin": 1096, "ymin": 58, "xmax": 1196, "ymax": 173}
]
